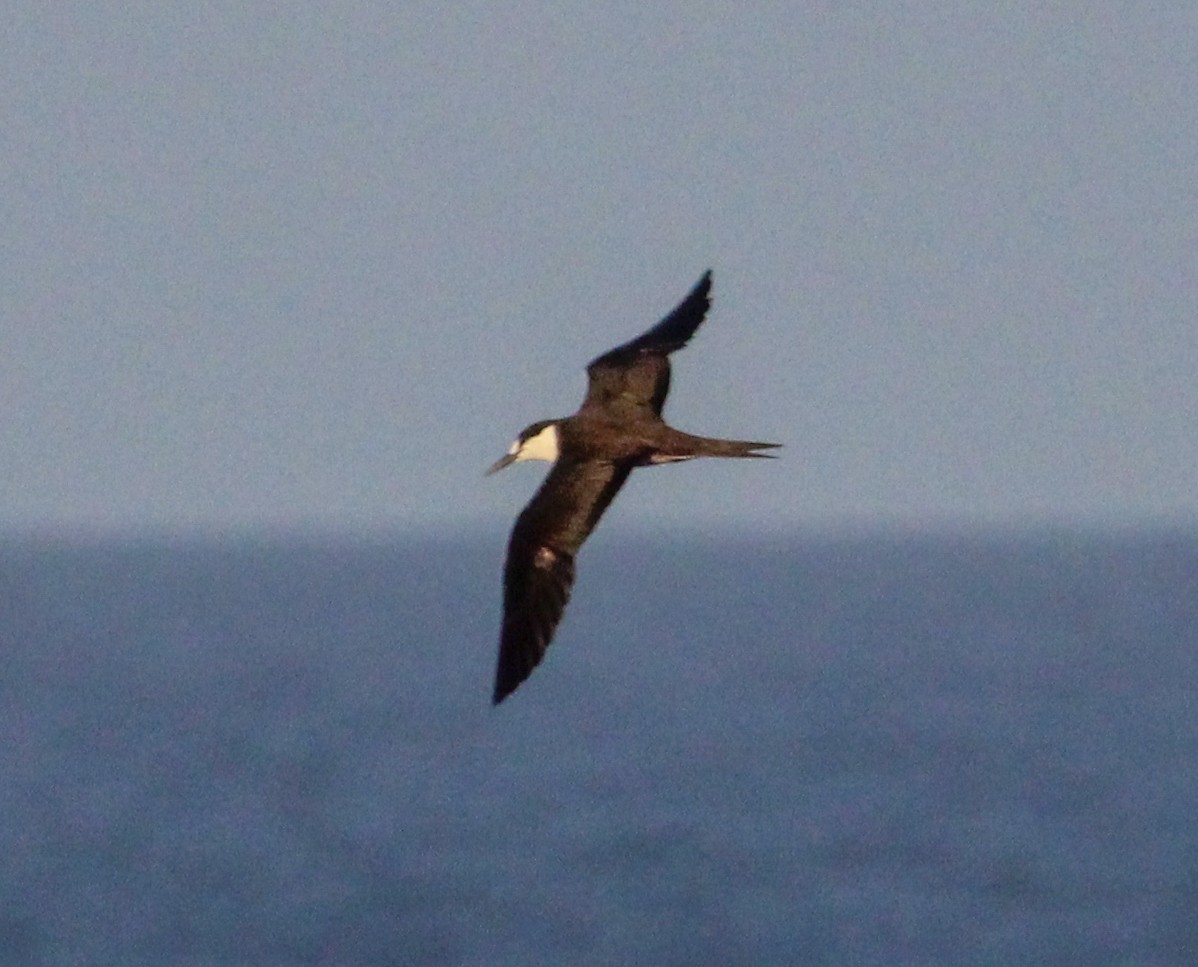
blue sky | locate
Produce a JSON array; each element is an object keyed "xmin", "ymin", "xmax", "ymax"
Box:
[{"xmin": 4, "ymin": 3, "xmax": 1195, "ymax": 536}]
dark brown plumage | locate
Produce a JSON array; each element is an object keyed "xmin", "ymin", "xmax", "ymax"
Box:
[
  {"xmin": 581, "ymin": 269, "xmax": 712, "ymax": 417},
  {"xmin": 489, "ymin": 271, "xmax": 778, "ymax": 704}
]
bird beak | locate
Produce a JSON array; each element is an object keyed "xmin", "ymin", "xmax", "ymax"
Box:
[{"xmin": 486, "ymin": 453, "xmax": 517, "ymax": 476}]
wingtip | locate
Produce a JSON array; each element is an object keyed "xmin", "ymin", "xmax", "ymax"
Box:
[{"xmin": 492, "ymin": 673, "xmax": 520, "ymax": 706}]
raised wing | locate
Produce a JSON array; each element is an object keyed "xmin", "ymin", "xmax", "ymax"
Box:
[
  {"xmin": 581, "ymin": 270, "xmax": 712, "ymax": 417},
  {"xmin": 493, "ymin": 457, "xmax": 634, "ymax": 704}
]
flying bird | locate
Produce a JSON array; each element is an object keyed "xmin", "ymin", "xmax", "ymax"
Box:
[{"xmin": 487, "ymin": 271, "xmax": 779, "ymax": 704}]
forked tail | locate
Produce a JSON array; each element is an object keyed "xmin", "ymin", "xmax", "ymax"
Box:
[
  {"xmin": 657, "ymin": 430, "xmax": 781, "ymax": 460},
  {"xmin": 696, "ymin": 437, "xmax": 781, "ymax": 458}
]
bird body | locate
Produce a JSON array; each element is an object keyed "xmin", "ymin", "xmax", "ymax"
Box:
[{"xmin": 488, "ymin": 271, "xmax": 778, "ymax": 703}]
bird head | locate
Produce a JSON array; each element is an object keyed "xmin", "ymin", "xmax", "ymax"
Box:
[
  {"xmin": 483, "ymin": 419, "xmax": 563, "ymax": 476},
  {"xmin": 486, "ymin": 420, "xmax": 561, "ymax": 475}
]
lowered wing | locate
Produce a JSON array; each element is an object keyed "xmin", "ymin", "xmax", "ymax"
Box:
[{"xmin": 493, "ymin": 456, "xmax": 634, "ymax": 704}]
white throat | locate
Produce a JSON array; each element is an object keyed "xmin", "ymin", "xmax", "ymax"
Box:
[{"xmin": 513, "ymin": 423, "xmax": 560, "ymax": 464}]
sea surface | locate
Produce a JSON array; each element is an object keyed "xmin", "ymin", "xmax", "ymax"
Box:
[{"xmin": 1, "ymin": 528, "xmax": 1196, "ymax": 966}]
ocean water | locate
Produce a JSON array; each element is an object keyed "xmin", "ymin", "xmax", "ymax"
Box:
[{"xmin": 1, "ymin": 529, "xmax": 1196, "ymax": 966}]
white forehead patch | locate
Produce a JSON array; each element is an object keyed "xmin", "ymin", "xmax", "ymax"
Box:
[{"xmin": 515, "ymin": 423, "xmax": 560, "ymax": 463}]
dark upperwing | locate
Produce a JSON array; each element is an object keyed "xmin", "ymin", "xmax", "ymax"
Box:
[
  {"xmin": 580, "ymin": 270, "xmax": 712, "ymax": 418},
  {"xmin": 493, "ymin": 456, "xmax": 634, "ymax": 704}
]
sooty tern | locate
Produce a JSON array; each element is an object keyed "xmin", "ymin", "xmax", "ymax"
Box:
[{"xmin": 487, "ymin": 271, "xmax": 779, "ymax": 704}]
